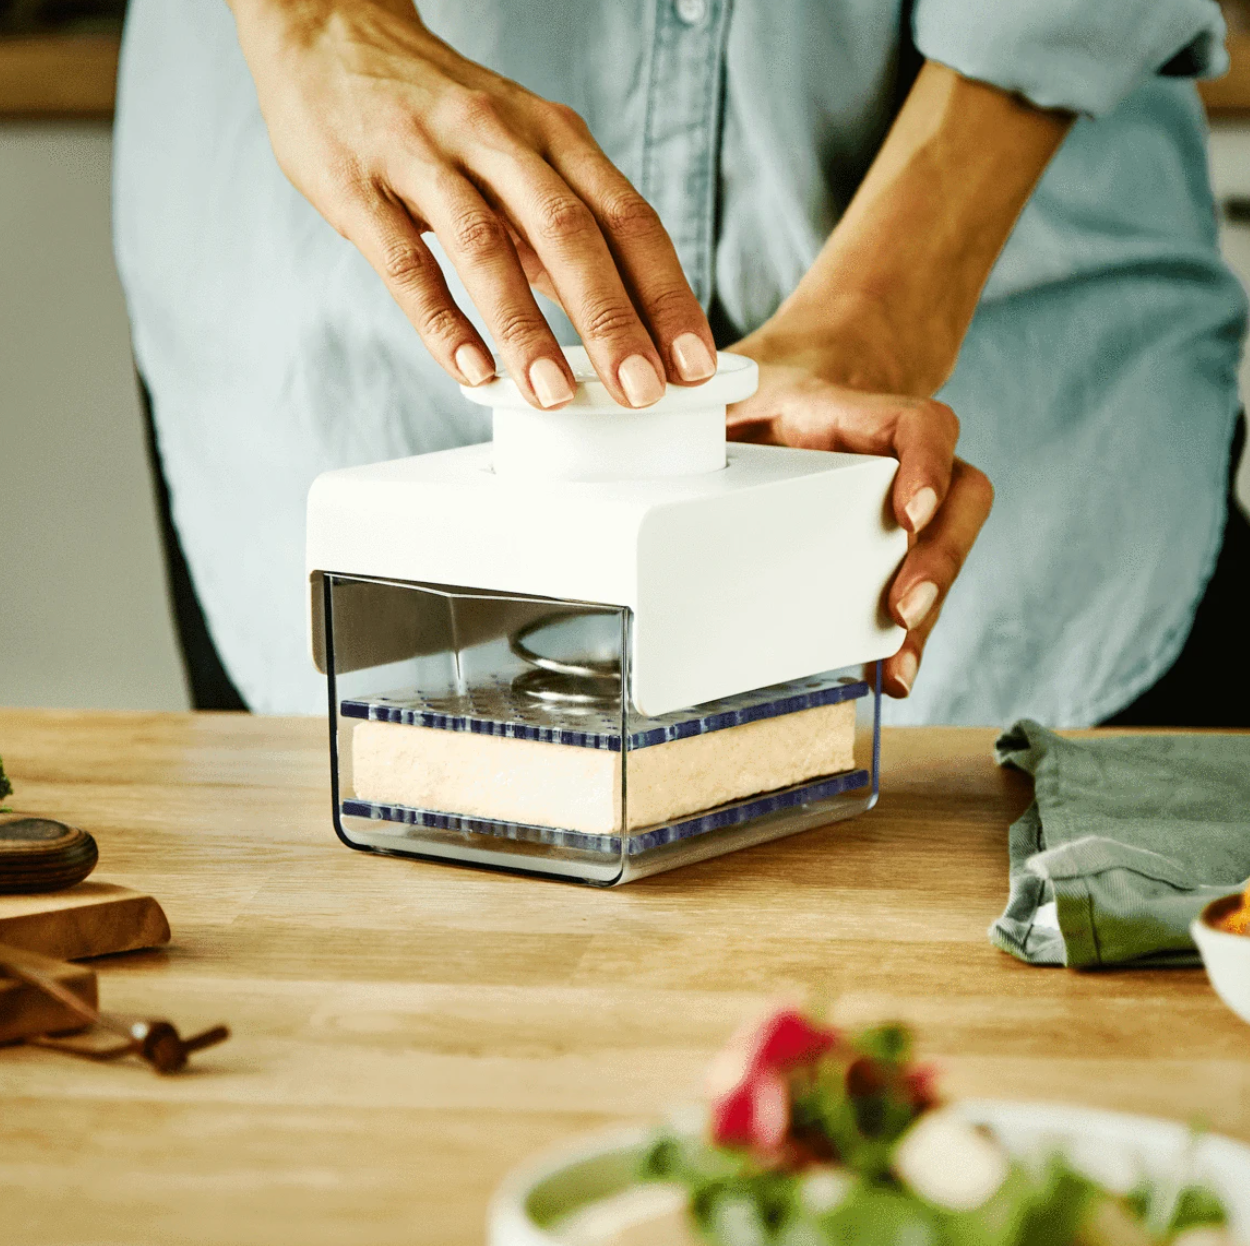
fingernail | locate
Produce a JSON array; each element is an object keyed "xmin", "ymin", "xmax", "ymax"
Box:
[
  {"xmin": 905, "ymin": 486, "xmax": 938, "ymax": 533},
  {"xmin": 671, "ymin": 332, "xmax": 716, "ymax": 383},
  {"xmin": 455, "ymin": 344, "xmax": 495, "ymax": 386},
  {"xmin": 618, "ymin": 354, "xmax": 666, "ymax": 407},
  {"xmin": 898, "ymin": 580, "xmax": 939, "ymax": 630},
  {"xmin": 895, "ymin": 650, "xmax": 918, "ymax": 696},
  {"xmin": 529, "ymin": 357, "xmax": 575, "ymax": 408}
]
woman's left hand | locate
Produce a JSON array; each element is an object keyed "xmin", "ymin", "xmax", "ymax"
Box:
[{"xmin": 726, "ymin": 349, "xmax": 993, "ymax": 699}]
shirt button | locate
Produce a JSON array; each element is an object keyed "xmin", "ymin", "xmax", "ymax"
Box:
[{"xmin": 675, "ymin": 0, "xmax": 708, "ymax": 25}]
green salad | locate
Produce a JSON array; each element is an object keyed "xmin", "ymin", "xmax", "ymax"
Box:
[{"xmin": 640, "ymin": 1010, "xmax": 1234, "ymax": 1246}]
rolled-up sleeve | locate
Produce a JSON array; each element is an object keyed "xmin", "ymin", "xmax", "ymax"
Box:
[{"xmin": 912, "ymin": 0, "xmax": 1228, "ymax": 115}]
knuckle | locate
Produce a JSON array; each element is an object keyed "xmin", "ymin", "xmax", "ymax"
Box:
[
  {"xmin": 418, "ymin": 304, "xmax": 463, "ymax": 343},
  {"xmin": 933, "ymin": 543, "xmax": 966, "ymax": 586},
  {"xmin": 446, "ymin": 88, "xmax": 506, "ymax": 139},
  {"xmin": 967, "ymin": 464, "xmax": 995, "ymax": 512},
  {"xmin": 579, "ymin": 299, "xmax": 641, "ymax": 341},
  {"xmin": 599, "ymin": 191, "xmax": 661, "ymax": 241},
  {"xmin": 492, "ymin": 308, "xmax": 547, "ymax": 348},
  {"xmin": 449, "ymin": 208, "xmax": 508, "ymax": 260},
  {"xmin": 643, "ymin": 282, "xmax": 697, "ymax": 327},
  {"xmin": 533, "ymin": 193, "xmax": 597, "ymax": 245},
  {"xmin": 380, "ymin": 239, "xmax": 435, "ymax": 289},
  {"xmin": 955, "ymin": 459, "xmax": 995, "ymax": 507},
  {"xmin": 318, "ymin": 159, "xmax": 372, "ymax": 237},
  {"xmin": 922, "ymin": 398, "xmax": 960, "ymax": 441},
  {"xmin": 543, "ymin": 100, "xmax": 590, "ymax": 137}
]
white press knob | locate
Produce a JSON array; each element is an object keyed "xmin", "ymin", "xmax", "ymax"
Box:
[{"xmin": 460, "ymin": 345, "xmax": 758, "ymax": 482}]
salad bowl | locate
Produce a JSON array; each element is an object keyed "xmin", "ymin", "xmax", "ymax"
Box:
[{"xmin": 490, "ymin": 1102, "xmax": 1250, "ymax": 1245}]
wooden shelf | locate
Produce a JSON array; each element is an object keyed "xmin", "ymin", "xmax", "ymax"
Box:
[
  {"xmin": 0, "ymin": 35, "xmax": 120, "ymax": 119},
  {"xmin": 0, "ymin": 30, "xmax": 1247, "ymax": 122}
]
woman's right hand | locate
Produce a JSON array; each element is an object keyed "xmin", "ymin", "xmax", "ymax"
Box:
[{"xmin": 228, "ymin": 0, "xmax": 717, "ymax": 409}]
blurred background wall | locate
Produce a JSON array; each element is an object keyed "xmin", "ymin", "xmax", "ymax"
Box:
[{"xmin": 0, "ymin": 8, "xmax": 1249, "ymax": 711}]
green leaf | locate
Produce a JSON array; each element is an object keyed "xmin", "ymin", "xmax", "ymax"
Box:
[
  {"xmin": 0, "ymin": 754, "xmax": 12, "ymax": 805},
  {"xmin": 854, "ymin": 1024, "xmax": 913, "ymax": 1067},
  {"xmin": 692, "ymin": 1172, "xmax": 799, "ymax": 1241},
  {"xmin": 640, "ymin": 1133, "xmax": 754, "ymax": 1189},
  {"xmin": 774, "ymin": 1219, "xmax": 827, "ymax": 1246},
  {"xmin": 1168, "ymin": 1184, "xmax": 1228, "ymax": 1235},
  {"xmin": 1125, "ymin": 1182, "xmax": 1153, "ymax": 1222},
  {"xmin": 819, "ymin": 1184, "xmax": 939, "ymax": 1246},
  {"xmin": 1012, "ymin": 1156, "xmax": 1102, "ymax": 1246},
  {"xmin": 937, "ymin": 1165, "xmax": 1077, "ymax": 1246}
]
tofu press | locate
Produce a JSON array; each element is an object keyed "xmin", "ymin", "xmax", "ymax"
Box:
[{"xmin": 306, "ymin": 346, "xmax": 907, "ymax": 883}]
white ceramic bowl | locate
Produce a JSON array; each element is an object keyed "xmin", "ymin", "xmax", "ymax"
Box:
[
  {"xmin": 1192, "ymin": 894, "xmax": 1250, "ymax": 1025},
  {"xmin": 489, "ymin": 1102, "xmax": 1250, "ymax": 1245}
]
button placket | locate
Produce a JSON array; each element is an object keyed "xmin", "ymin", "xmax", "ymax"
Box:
[{"xmin": 638, "ymin": 0, "xmax": 732, "ymax": 307}]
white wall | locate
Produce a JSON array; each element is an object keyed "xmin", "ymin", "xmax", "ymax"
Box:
[
  {"xmin": 0, "ymin": 120, "xmax": 1247, "ymax": 712},
  {"xmin": 0, "ymin": 121, "xmax": 189, "ymax": 710}
]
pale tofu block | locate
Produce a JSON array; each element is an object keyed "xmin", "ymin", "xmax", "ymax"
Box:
[
  {"xmin": 352, "ymin": 720, "xmax": 621, "ymax": 835},
  {"xmin": 628, "ymin": 699, "xmax": 855, "ymax": 829},
  {"xmin": 350, "ymin": 699, "xmax": 855, "ymax": 836}
]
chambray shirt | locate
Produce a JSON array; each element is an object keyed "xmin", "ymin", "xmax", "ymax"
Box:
[{"xmin": 113, "ymin": 0, "xmax": 1247, "ymax": 723}]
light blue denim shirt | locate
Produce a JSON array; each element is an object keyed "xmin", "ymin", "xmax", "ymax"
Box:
[{"xmin": 113, "ymin": 0, "xmax": 1247, "ymax": 721}]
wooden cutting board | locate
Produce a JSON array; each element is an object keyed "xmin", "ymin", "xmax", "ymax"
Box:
[{"xmin": 0, "ymin": 882, "xmax": 170, "ymax": 961}]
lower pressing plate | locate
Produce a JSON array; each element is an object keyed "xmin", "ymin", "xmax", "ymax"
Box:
[{"xmin": 341, "ymin": 766, "xmax": 870, "ymax": 857}]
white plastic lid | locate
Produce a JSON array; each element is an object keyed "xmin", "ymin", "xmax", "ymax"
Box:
[{"xmin": 459, "ymin": 345, "xmax": 758, "ymax": 482}]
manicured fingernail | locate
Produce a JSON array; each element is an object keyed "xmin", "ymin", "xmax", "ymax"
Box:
[
  {"xmin": 671, "ymin": 332, "xmax": 716, "ymax": 383},
  {"xmin": 618, "ymin": 354, "xmax": 666, "ymax": 407},
  {"xmin": 529, "ymin": 357, "xmax": 575, "ymax": 408},
  {"xmin": 895, "ymin": 650, "xmax": 918, "ymax": 696},
  {"xmin": 898, "ymin": 580, "xmax": 939, "ymax": 630},
  {"xmin": 905, "ymin": 486, "xmax": 938, "ymax": 532},
  {"xmin": 455, "ymin": 344, "xmax": 495, "ymax": 386}
]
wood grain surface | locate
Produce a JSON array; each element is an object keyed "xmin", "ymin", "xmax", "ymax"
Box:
[
  {"xmin": 0, "ymin": 708, "xmax": 1246, "ymax": 1246},
  {"xmin": 0, "ymin": 881, "xmax": 170, "ymax": 961}
]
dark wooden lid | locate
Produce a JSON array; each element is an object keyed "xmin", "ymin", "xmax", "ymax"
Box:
[{"xmin": 0, "ymin": 816, "xmax": 99, "ymax": 894}]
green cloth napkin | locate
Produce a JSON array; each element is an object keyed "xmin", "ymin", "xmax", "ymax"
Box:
[{"xmin": 990, "ymin": 720, "xmax": 1250, "ymax": 968}]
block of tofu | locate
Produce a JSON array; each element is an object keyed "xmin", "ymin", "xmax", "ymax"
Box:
[{"xmin": 349, "ymin": 697, "xmax": 856, "ymax": 837}]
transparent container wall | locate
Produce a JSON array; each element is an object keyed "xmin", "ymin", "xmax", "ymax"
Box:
[{"xmin": 324, "ymin": 574, "xmax": 881, "ymax": 885}]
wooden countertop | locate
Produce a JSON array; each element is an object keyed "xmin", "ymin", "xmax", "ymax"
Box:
[
  {"xmin": 0, "ymin": 710, "xmax": 1247, "ymax": 1245},
  {"xmin": 2, "ymin": 33, "xmax": 1250, "ymax": 119}
]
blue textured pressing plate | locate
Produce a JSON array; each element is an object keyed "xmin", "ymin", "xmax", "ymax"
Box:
[{"xmin": 340, "ymin": 672, "xmax": 870, "ymax": 856}]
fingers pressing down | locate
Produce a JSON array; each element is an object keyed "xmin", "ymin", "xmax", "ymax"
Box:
[
  {"xmin": 541, "ymin": 113, "xmax": 716, "ymax": 387},
  {"xmin": 890, "ymin": 399, "xmax": 960, "ymax": 536},
  {"xmin": 884, "ymin": 457, "xmax": 994, "ymax": 698},
  {"xmin": 347, "ymin": 189, "xmax": 499, "ymax": 390}
]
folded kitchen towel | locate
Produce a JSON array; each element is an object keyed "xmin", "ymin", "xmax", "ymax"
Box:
[{"xmin": 990, "ymin": 720, "xmax": 1250, "ymax": 968}]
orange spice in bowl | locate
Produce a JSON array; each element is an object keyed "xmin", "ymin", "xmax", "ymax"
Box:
[
  {"xmin": 1193, "ymin": 892, "xmax": 1250, "ymax": 1027},
  {"xmin": 1213, "ymin": 884, "xmax": 1250, "ymax": 936}
]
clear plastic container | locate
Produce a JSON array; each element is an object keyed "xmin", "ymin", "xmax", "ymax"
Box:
[{"xmin": 323, "ymin": 572, "xmax": 881, "ymax": 885}]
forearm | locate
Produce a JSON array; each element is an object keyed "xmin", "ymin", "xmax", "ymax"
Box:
[{"xmin": 744, "ymin": 62, "xmax": 1073, "ymax": 396}]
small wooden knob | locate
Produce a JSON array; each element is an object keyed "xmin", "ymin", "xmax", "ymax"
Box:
[{"xmin": 0, "ymin": 816, "xmax": 99, "ymax": 894}]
